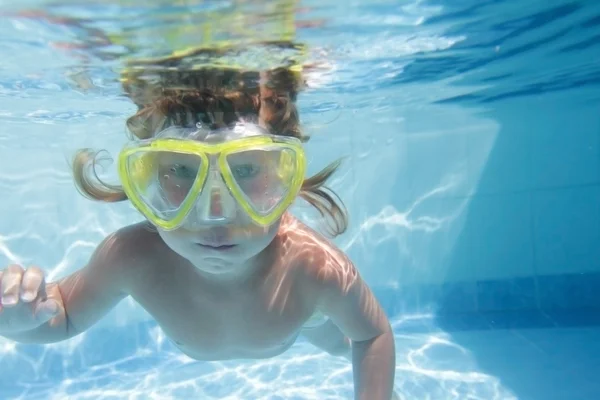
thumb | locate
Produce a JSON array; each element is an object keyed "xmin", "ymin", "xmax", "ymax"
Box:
[{"xmin": 34, "ymin": 299, "xmax": 61, "ymax": 322}]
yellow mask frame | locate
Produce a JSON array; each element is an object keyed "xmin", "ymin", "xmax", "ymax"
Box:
[{"xmin": 118, "ymin": 135, "xmax": 306, "ymax": 230}]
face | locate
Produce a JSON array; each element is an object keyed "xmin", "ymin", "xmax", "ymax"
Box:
[{"xmin": 153, "ymin": 149, "xmax": 286, "ymax": 276}]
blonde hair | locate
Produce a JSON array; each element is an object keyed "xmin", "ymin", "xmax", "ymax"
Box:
[{"xmin": 73, "ymin": 67, "xmax": 348, "ymax": 236}]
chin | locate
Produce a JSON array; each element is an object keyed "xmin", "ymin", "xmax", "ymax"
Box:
[{"xmin": 195, "ymin": 259, "xmax": 239, "ymax": 274}]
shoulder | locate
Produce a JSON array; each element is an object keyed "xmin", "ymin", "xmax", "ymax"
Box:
[
  {"xmin": 88, "ymin": 222, "xmax": 165, "ymax": 282},
  {"xmin": 281, "ymin": 215, "xmax": 358, "ymax": 294},
  {"xmin": 96, "ymin": 222, "xmax": 160, "ymax": 257}
]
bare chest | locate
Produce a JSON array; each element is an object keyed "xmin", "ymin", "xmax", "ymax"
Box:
[{"xmin": 130, "ymin": 270, "xmax": 312, "ymax": 360}]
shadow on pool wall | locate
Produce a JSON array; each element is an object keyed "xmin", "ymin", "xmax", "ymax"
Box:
[{"xmin": 423, "ymin": 0, "xmax": 600, "ymax": 327}]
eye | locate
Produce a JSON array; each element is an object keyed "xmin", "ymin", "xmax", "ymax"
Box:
[
  {"xmin": 232, "ymin": 164, "xmax": 260, "ymax": 179},
  {"xmin": 169, "ymin": 164, "xmax": 197, "ymax": 179}
]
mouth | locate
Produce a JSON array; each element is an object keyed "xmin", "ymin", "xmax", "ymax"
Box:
[{"xmin": 196, "ymin": 243, "xmax": 237, "ymax": 251}]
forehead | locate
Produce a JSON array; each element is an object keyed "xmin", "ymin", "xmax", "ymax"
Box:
[{"xmin": 156, "ymin": 122, "xmax": 269, "ymax": 143}]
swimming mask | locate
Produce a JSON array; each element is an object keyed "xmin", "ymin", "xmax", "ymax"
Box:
[{"xmin": 118, "ymin": 122, "xmax": 306, "ymax": 230}]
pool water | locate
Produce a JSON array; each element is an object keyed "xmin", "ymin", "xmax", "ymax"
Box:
[{"xmin": 0, "ymin": 0, "xmax": 599, "ymax": 399}]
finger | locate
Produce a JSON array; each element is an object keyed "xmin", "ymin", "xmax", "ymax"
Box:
[
  {"xmin": 34, "ymin": 298, "xmax": 60, "ymax": 323},
  {"xmin": 1, "ymin": 265, "xmax": 24, "ymax": 307},
  {"xmin": 21, "ymin": 266, "xmax": 45, "ymax": 303}
]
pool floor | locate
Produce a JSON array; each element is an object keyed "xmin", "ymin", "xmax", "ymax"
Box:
[
  {"xmin": 395, "ymin": 323, "xmax": 600, "ymax": 400},
  {"xmin": 1, "ymin": 316, "xmax": 599, "ymax": 399}
]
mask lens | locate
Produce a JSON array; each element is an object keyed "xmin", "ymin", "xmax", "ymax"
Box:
[
  {"xmin": 226, "ymin": 147, "xmax": 298, "ymax": 215},
  {"xmin": 125, "ymin": 150, "xmax": 204, "ymax": 222}
]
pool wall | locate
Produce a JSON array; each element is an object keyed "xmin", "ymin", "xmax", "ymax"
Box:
[{"xmin": 303, "ymin": 85, "xmax": 600, "ymax": 323}]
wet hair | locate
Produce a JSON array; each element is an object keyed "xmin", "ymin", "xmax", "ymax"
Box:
[{"xmin": 72, "ymin": 66, "xmax": 348, "ymax": 237}]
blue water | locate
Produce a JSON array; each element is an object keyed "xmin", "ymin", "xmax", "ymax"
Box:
[{"xmin": 0, "ymin": 0, "xmax": 599, "ymax": 399}]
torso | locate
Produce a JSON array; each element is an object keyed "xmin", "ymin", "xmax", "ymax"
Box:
[{"xmin": 125, "ymin": 217, "xmax": 324, "ymax": 361}]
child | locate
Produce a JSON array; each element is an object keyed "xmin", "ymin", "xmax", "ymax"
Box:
[{"xmin": 0, "ymin": 53, "xmax": 397, "ymax": 399}]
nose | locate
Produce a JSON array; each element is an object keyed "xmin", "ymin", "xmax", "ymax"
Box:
[
  {"xmin": 209, "ymin": 187, "xmax": 223, "ymax": 217},
  {"xmin": 192, "ymin": 168, "xmax": 236, "ymax": 224}
]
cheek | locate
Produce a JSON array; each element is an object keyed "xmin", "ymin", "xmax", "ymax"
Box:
[
  {"xmin": 244, "ymin": 176, "xmax": 268, "ymax": 197},
  {"xmin": 238, "ymin": 173, "xmax": 278, "ymax": 204},
  {"xmin": 242, "ymin": 219, "xmax": 280, "ymax": 240},
  {"xmin": 220, "ymin": 220, "xmax": 276, "ymax": 243},
  {"xmin": 159, "ymin": 176, "xmax": 194, "ymax": 205},
  {"xmin": 167, "ymin": 190, "xmax": 187, "ymax": 205},
  {"xmin": 157, "ymin": 229, "xmax": 188, "ymax": 252}
]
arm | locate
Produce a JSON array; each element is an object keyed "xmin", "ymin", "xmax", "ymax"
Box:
[
  {"xmin": 313, "ymin": 258, "xmax": 395, "ymax": 400},
  {"xmin": 3, "ymin": 225, "xmax": 143, "ymax": 344}
]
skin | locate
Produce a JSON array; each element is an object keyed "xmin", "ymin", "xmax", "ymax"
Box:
[{"xmin": 0, "ymin": 214, "xmax": 396, "ymax": 399}]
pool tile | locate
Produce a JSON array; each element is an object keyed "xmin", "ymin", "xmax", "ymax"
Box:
[
  {"xmin": 538, "ymin": 273, "xmax": 600, "ymax": 310},
  {"xmin": 467, "ymin": 193, "xmax": 535, "ymax": 280},
  {"xmin": 468, "ymin": 122, "xmax": 531, "ymax": 195},
  {"xmin": 531, "ymin": 107, "xmax": 600, "ymax": 188},
  {"xmin": 418, "ymin": 282, "xmax": 478, "ymax": 314},
  {"xmin": 477, "ymin": 278, "xmax": 537, "ymax": 311},
  {"xmin": 532, "ymin": 186, "xmax": 600, "ymax": 276}
]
